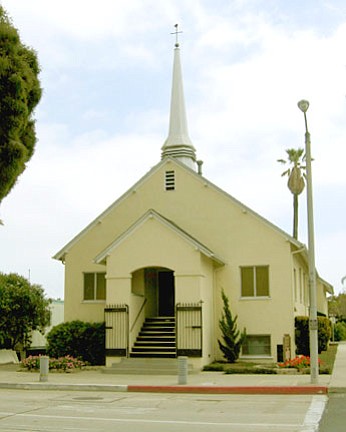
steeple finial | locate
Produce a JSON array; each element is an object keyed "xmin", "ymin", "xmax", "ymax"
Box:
[
  {"xmin": 171, "ymin": 23, "xmax": 182, "ymax": 47},
  {"xmin": 161, "ymin": 24, "xmax": 197, "ymax": 170}
]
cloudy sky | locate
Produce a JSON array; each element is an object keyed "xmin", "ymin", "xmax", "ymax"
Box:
[{"xmin": 0, "ymin": 0, "xmax": 345, "ymax": 298}]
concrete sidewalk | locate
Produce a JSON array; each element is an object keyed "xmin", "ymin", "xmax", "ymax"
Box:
[{"xmin": 1, "ymin": 343, "xmax": 345, "ymax": 395}]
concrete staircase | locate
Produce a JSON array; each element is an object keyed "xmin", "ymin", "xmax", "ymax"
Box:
[
  {"xmin": 102, "ymin": 317, "xmax": 196, "ymax": 375},
  {"xmin": 130, "ymin": 317, "xmax": 176, "ymax": 358}
]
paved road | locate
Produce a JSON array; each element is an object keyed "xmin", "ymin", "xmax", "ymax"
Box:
[
  {"xmin": 0, "ymin": 389, "xmax": 326, "ymax": 432},
  {"xmin": 318, "ymin": 393, "xmax": 346, "ymax": 431}
]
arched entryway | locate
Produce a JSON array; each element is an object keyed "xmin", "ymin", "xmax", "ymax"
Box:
[{"xmin": 129, "ymin": 267, "xmax": 176, "ymax": 358}]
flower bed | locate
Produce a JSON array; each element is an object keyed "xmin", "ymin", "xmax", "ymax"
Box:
[
  {"xmin": 21, "ymin": 355, "xmax": 87, "ymax": 372},
  {"xmin": 277, "ymin": 355, "xmax": 321, "ymax": 371}
]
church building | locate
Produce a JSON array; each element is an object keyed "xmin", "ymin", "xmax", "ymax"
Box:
[{"xmin": 54, "ymin": 36, "xmax": 332, "ymax": 369}]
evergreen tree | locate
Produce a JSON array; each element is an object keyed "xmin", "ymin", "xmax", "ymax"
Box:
[
  {"xmin": 0, "ymin": 6, "xmax": 42, "ymax": 204},
  {"xmin": 218, "ymin": 289, "xmax": 246, "ymax": 363}
]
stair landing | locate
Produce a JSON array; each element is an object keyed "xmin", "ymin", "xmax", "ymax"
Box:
[{"xmin": 102, "ymin": 357, "xmax": 197, "ymax": 375}]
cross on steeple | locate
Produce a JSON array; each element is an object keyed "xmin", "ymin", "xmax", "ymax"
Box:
[{"xmin": 171, "ymin": 23, "xmax": 182, "ymax": 47}]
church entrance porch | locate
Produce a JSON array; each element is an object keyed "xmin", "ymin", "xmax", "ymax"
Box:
[
  {"xmin": 129, "ymin": 267, "xmax": 176, "ymax": 357},
  {"xmin": 104, "ymin": 259, "xmax": 211, "ymax": 365}
]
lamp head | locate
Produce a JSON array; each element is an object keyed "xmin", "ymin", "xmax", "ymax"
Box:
[{"xmin": 298, "ymin": 99, "xmax": 309, "ymax": 113}]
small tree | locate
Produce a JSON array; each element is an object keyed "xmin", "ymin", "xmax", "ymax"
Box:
[
  {"xmin": 0, "ymin": 273, "xmax": 51, "ymax": 351},
  {"xmin": 218, "ymin": 289, "xmax": 246, "ymax": 363}
]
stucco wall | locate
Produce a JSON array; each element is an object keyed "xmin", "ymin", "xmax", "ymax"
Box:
[{"xmin": 59, "ymin": 159, "xmax": 327, "ymax": 364}]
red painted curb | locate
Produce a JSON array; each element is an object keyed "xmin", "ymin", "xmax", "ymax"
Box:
[{"xmin": 127, "ymin": 385, "xmax": 328, "ymax": 395}]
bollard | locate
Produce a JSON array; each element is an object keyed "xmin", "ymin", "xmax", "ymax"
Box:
[
  {"xmin": 178, "ymin": 356, "xmax": 188, "ymax": 385},
  {"xmin": 39, "ymin": 356, "xmax": 49, "ymax": 382}
]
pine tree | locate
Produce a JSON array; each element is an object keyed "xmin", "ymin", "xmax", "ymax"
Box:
[{"xmin": 218, "ymin": 289, "xmax": 246, "ymax": 363}]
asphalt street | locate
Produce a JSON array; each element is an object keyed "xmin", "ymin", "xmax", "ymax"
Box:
[
  {"xmin": 0, "ymin": 389, "xmax": 327, "ymax": 432},
  {"xmin": 318, "ymin": 393, "xmax": 346, "ymax": 431}
]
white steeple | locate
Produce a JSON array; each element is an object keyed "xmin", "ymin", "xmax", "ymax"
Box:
[{"xmin": 161, "ymin": 25, "xmax": 197, "ymax": 170}]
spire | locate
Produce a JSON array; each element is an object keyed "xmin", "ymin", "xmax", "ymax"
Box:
[{"xmin": 161, "ymin": 24, "xmax": 197, "ymax": 170}]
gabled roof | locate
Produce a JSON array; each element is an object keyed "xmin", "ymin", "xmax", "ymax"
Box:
[
  {"xmin": 53, "ymin": 156, "xmax": 304, "ymax": 262},
  {"xmin": 53, "ymin": 160, "xmax": 166, "ymax": 261},
  {"xmin": 94, "ymin": 208, "xmax": 225, "ymax": 266}
]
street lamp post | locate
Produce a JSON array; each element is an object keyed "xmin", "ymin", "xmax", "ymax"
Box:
[{"xmin": 297, "ymin": 99, "xmax": 319, "ymax": 384}]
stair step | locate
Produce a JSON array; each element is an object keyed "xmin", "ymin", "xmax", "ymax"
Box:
[
  {"xmin": 134, "ymin": 342, "xmax": 176, "ymax": 347},
  {"xmin": 136, "ymin": 336, "xmax": 175, "ymax": 340},
  {"xmin": 102, "ymin": 358, "xmax": 198, "ymax": 375},
  {"xmin": 130, "ymin": 316, "xmax": 177, "ymax": 359},
  {"xmin": 130, "ymin": 352, "xmax": 176, "ymax": 358},
  {"xmin": 139, "ymin": 331, "xmax": 175, "ymax": 336},
  {"xmin": 132, "ymin": 347, "xmax": 175, "ymax": 353},
  {"xmin": 143, "ymin": 325, "xmax": 175, "ymax": 329}
]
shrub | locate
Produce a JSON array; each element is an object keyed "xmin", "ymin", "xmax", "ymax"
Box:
[
  {"xmin": 46, "ymin": 321, "xmax": 105, "ymax": 365},
  {"xmin": 21, "ymin": 355, "xmax": 86, "ymax": 372},
  {"xmin": 319, "ymin": 317, "xmax": 332, "ymax": 352},
  {"xmin": 295, "ymin": 316, "xmax": 331, "ymax": 355},
  {"xmin": 334, "ymin": 321, "xmax": 346, "ymax": 341},
  {"xmin": 203, "ymin": 363, "xmax": 225, "ymax": 372}
]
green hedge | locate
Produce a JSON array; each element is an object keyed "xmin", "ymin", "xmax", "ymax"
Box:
[
  {"xmin": 46, "ymin": 320, "xmax": 105, "ymax": 365},
  {"xmin": 334, "ymin": 321, "xmax": 346, "ymax": 341},
  {"xmin": 295, "ymin": 316, "xmax": 331, "ymax": 355}
]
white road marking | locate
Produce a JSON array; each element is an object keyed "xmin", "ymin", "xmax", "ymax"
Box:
[
  {"xmin": 11, "ymin": 412, "xmax": 302, "ymax": 429},
  {"xmin": 301, "ymin": 395, "xmax": 327, "ymax": 432}
]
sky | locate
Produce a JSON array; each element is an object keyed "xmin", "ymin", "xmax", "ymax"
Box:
[{"xmin": 0, "ymin": 0, "xmax": 345, "ymax": 299}]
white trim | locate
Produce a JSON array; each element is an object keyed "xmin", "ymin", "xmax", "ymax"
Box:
[{"xmin": 94, "ymin": 209, "xmax": 225, "ymax": 266}]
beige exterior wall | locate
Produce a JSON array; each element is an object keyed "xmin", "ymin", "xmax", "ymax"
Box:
[{"xmin": 58, "ymin": 158, "xmax": 331, "ymax": 366}]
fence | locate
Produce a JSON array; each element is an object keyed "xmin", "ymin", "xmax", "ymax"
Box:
[
  {"xmin": 104, "ymin": 304, "xmax": 129, "ymax": 357},
  {"xmin": 176, "ymin": 303, "xmax": 202, "ymax": 357}
]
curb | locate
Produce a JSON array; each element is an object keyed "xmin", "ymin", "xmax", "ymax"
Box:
[
  {"xmin": 128, "ymin": 385, "xmax": 328, "ymax": 395},
  {"xmin": 0, "ymin": 382, "xmax": 328, "ymax": 395},
  {"xmin": 0, "ymin": 383, "xmax": 128, "ymax": 392}
]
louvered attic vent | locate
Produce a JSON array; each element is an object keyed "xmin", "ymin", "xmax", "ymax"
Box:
[{"xmin": 165, "ymin": 170, "xmax": 175, "ymax": 191}]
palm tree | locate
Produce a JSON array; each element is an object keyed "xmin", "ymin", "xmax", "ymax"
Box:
[{"xmin": 278, "ymin": 148, "xmax": 306, "ymax": 239}]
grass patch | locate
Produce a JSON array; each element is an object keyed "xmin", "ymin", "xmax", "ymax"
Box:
[
  {"xmin": 319, "ymin": 343, "xmax": 338, "ymax": 374},
  {"xmin": 203, "ymin": 360, "xmax": 277, "ymax": 374}
]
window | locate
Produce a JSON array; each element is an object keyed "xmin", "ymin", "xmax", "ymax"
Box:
[
  {"xmin": 83, "ymin": 272, "xmax": 106, "ymax": 301},
  {"xmin": 242, "ymin": 335, "xmax": 271, "ymax": 356},
  {"xmin": 241, "ymin": 266, "xmax": 269, "ymax": 297},
  {"xmin": 165, "ymin": 170, "xmax": 175, "ymax": 190}
]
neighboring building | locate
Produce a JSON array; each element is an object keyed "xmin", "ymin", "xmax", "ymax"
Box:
[
  {"xmin": 54, "ymin": 40, "xmax": 332, "ymax": 369},
  {"xmin": 29, "ymin": 300, "xmax": 64, "ymax": 355}
]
